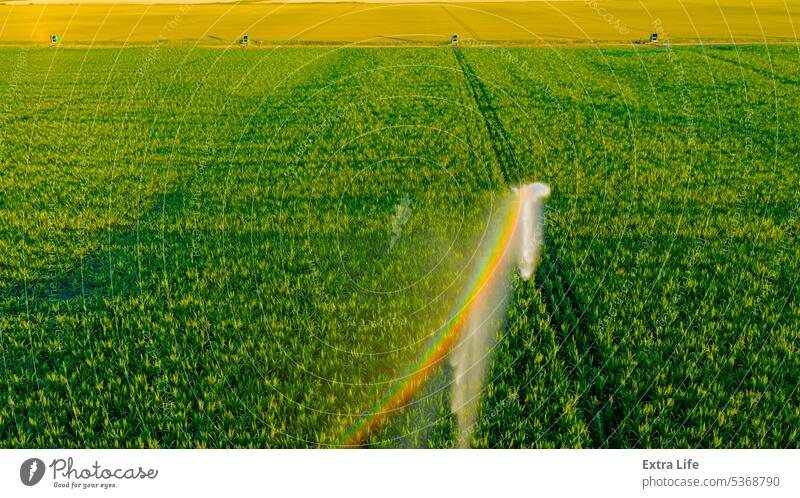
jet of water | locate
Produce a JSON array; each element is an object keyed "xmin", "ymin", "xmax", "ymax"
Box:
[
  {"xmin": 450, "ymin": 182, "xmax": 550, "ymax": 448},
  {"xmin": 338, "ymin": 182, "xmax": 550, "ymax": 448}
]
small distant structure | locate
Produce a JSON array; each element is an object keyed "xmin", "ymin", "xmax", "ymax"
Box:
[
  {"xmin": 240, "ymin": 35, "xmax": 249, "ymax": 47},
  {"xmin": 50, "ymin": 34, "xmax": 60, "ymax": 45},
  {"xmin": 649, "ymin": 32, "xmax": 659, "ymax": 43},
  {"xmin": 451, "ymin": 33, "xmax": 459, "ymax": 46}
]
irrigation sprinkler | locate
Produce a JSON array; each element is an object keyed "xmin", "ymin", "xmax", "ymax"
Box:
[{"xmin": 514, "ymin": 182, "xmax": 551, "ymax": 281}]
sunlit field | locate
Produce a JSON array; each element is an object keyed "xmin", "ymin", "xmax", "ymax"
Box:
[
  {"xmin": 1, "ymin": 0, "xmax": 798, "ymax": 45},
  {"xmin": 0, "ymin": 42, "xmax": 797, "ymax": 448}
]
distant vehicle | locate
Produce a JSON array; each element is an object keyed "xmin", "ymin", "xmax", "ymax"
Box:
[
  {"xmin": 649, "ymin": 32, "xmax": 658, "ymax": 43},
  {"xmin": 241, "ymin": 35, "xmax": 249, "ymax": 46},
  {"xmin": 50, "ymin": 35, "xmax": 60, "ymax": 44},
  {"xmin": 451, "ymin": 34, "xmax": 459, "ymax": 45}
]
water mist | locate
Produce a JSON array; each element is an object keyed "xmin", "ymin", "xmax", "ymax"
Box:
[
  {"xmin": 449, "ymin": 182, "xmax": 550, "ymax": 448},
  {"xmin": 338, "ymin": 182, "xmax": 550, "ymax": 448}
]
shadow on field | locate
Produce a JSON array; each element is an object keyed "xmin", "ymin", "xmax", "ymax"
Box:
[
  {"xmin": 2, "ymin": 188, "xmax": 191, "ymax": 313},
  {"xmin": 70, "ymin": 189, "xmax": 188, "ymax": 304}
]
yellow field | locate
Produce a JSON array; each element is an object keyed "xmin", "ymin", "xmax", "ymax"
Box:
[{"xmin": 0, "ymin": 0, "xmax": 797, "ymax": 45}]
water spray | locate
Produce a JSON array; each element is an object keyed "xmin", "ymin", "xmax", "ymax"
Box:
[
  {"xmin": 450, "ymin": 182, "xmax": 550, "ymax": 447},
  {"xmin": 515, "ymin": 182, "xmax": 551, "ymax": 280},
  {"xmin": 340, "ymin": 182, "xmax": 550, "ymax": 447}
]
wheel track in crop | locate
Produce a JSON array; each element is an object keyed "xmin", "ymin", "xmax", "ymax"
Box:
[
  {"xmin": 451, "ymin": 46, "xmax": 515, "ymax": 186},
  {"xmin": 702, "ymin": 49, "xmax": 799, "ymax": 87},
  {"xmin": 440, "ymin": 5, "xmax": 480, "ymax": 42}
]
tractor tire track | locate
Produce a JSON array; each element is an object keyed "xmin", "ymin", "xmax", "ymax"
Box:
[
  {"xmin": 452, "ymin": 46, "xmax": 516, "ymax": 186},
  {"xmin": 440, "ymin": 5, "xmax": 479, "ymax": 41}
]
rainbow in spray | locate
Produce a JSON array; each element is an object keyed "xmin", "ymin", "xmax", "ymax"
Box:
[{"xmin": 339, "ymin": 182, "xmax": 550, "ymax": 447}]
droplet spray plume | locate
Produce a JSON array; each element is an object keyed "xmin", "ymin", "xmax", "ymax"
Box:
[
  {"xmin": 450, "ymin": 182, "xmax": 550, "ymax": 447},
  {"xmin": 340, "ymin": 182, "xmax": 551, "ymax": 447}
]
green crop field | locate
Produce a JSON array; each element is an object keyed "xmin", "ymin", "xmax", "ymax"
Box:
[{"xmin": 0, "ymin": 44, "xmax": 798, "ymax": 448}]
